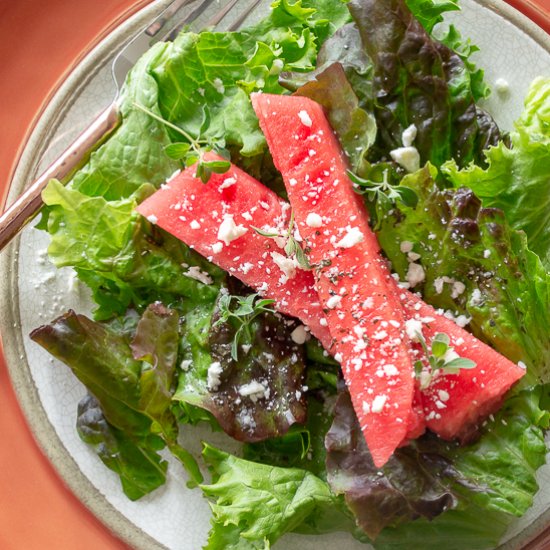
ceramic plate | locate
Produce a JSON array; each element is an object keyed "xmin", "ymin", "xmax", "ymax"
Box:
[{"xmin": 2, "ymin": 1, "xmax": 550, "ymax": 548}]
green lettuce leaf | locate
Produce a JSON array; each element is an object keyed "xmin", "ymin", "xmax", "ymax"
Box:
[
  {"xmin": 325, "ymin": 387, "xmax": 548, "ymax": 548},
  {"xmin": 174, "ymin": 287, "xmax": 308, "ymax": 442},
  {"xmin": 201, "ymin": 444, "xmax": 352, "ymax": 549},
  {"xmin": 372, "ymin": 165, "xmax": 550, "ymax": 385},
  {"xmin": 443, "ymin": 77, "xmax": 550, "ymax": 267},
  {"xmin": 376, "ymin": 388, "xmax": 549, "ymax": 549},
  {"xmin": 347, "ymin": 0, "xmax": 499, "ymax": 168},
  {"xmin": 42, "ymin": 179, "xmax": 222, "ymax": 319},
  {"xmin": 76, "ymin": 393, "xmax": 167, "ymax": 500},
  {"xmin": 30, "ymin": 305, "xmax": 203, "ymax": 490}
]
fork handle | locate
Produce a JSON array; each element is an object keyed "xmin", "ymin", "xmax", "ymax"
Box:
[{"xmin": 0, "ymin": 103, "xmax": 120, "ymax": 252}]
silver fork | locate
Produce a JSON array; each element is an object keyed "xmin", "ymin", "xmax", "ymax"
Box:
[{"xmin": 0, "ymin": 0, "xmax": 263, "ymax": 252}]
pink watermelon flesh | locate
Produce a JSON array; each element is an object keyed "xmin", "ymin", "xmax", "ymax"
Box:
[
  {"xmin": 252, "ymin": 92, "xmax": 415, "ymax": 467},
  {"xmin": 402, "ymin": 293, "xmax": 526, "ymax": 441},
  {"xmin": 136, "ymin": 154, "xmax": 333, "ymax": 351},
  {"xmin": 137, "ymin": 154, "xmax": 525, "ymax": 454}
]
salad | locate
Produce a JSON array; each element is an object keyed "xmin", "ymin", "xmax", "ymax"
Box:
[{"xmin": 27, "ymin": 0, "xmax": 550, "ymax": 548}]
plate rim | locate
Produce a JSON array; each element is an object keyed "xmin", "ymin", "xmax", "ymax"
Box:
[{"xmin": 1, "ymin": 0, "xmax": 549, "ymax": 549}]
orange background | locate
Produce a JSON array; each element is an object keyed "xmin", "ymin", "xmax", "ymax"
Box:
[{"xmin": 0, "ymin": 1, "xmax": 549, "ymax": 549}]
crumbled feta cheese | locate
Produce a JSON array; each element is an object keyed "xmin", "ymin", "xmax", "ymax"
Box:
[
  {"xmin": 383, "ymin": 364, "xmax": 398, "ymax": 376},
  {"xmin": 238, "ymin": 381, "xmax": 269, "ymax": 402},
  {"xmin": 483, "ymin": 249, "xmax": 491, "ymax": 258},
  {"xmin": 451, "ymin": 281, "xmax": 466, "ymax": 299},
  {"xmin": 298, "ymin": 110, "xmax": 313, "ymax": 127},
  {"xmin": 213, "ymin": 77, "xmax": 225, "ymax": 94},
  {"xmin": 319, "ymin": 317, "xmax": 328, "ymax": 327},
  {"xmin": 495, "ymin": 78, "xmax": 510, "ymax": 94},
  {"xmin": 291, "ymin": 325, "xmax": 309, "ymax": 345},
  {"xmin": 305, "ymin": 212, "xmax": 323, "ymax": 228},
  {"xmin": 371, "ymin": 395, "xmax": 387, "ymax": 413},
  {"xmin": 180, "ymin": 359, "xmax": 192, "ymax": 371},
  {"xmin": 218, "ymin": 176, "xmax": 237, "ymax": 191},
  {"xmin": 207, "ymin": 362, "xmax": 223, "ymax": 391},
  {"xmin": 217, "ymin": 214, "xmax": 248, "ymax": 245},
  {"xmin": 405, "ymin": 318, "xmax": 423, "ymax": 341},
  {"xmin": 438, "ymin": 389, "xmax": 450, "ymax": 402},
  {"xmin": 402, "ymin": 124, "xmax": 418, "ymax": 147},
  {"xmin": 334, "ymin": 352, "xmax": 343, "ymax": 363},
  {"xmin": 518, "ymin": 361, "xmax": 527, "ymax": 370},
  {"xmin": 390, "ymin": 146, "xmax": 420, "ymax": 173},
  {"xmin": 146, "ymin": 214, "xmax": 158, "ymax": 224},
  {"xmin": 271, "ymin": 251, "xmax": 298, "ymax": 281},
  {"xmin": 406, "ymin": 262, "xmax": 425, "ymax": 287},
  {"xmin": 184, "ymin": 266, "xmax": 213, "ymax": 285},
  {"xmin": 326, "ymin": 295, "xmax": 342, "ymax": 309},
  {"xmin": 211, "ymin": 242, "xmax": 223, "ymax": 254},
  {"xmin": 190, "ymin": 220, "xmax": 201, "ymax": 230},
  {"xmin": 400, "ymin": 241, "xmax": 414, "ymax": 253},
  {"xmin": 335, "ymin": 226, "xmax": 364, "ymax": 249}
]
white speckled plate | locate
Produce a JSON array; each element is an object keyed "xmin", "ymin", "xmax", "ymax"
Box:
[{"xmin": 1, "ymin": 1, "xmax": 550, "ymax": 549}]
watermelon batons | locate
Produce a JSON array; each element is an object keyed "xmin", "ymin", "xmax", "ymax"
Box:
[
  {"xmin": 252, "ymin": 93, "xmax": 416, "ymax": 467},
  {"xmin": 136, "ymin": 158, "xmax": 524, "ymax": 457},
  {"xmin": 136, "ymin": 156, "xmax": 333, "ymax": 351},
  {"xmin": 252, "ymin": 92, "xmax": 525, "ymax": 461}
]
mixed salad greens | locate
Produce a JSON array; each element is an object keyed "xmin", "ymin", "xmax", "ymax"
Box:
[{"xmin": 29, "ymin": 0, "xmax": 550, "ymax": 548}]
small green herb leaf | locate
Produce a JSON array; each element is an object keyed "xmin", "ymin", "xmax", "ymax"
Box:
[
  {"xmin": 214, "ymin": 293, "xmax": 276, "ymax": 361},
  {"xmin": 164, "ymin": 142, "xmax": 191, "ymax": 160}
]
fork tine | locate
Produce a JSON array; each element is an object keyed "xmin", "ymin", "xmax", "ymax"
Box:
[
  {"xmin": 204, "ymin": 0, "xmax": 241, "ymax": 28},
  {"xmin": 226, "ymin": 0, "xmax": 264, "ymax": 31}
]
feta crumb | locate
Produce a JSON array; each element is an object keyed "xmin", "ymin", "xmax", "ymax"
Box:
[
  {"xmin": 217, "ymin": 214, "xmax": 248, "ymax": 245},
  {"xmin": 320, "ymin": 318, "xmax": 328, "ymax": 327},
  {"xmin": 326, "ymin": 295, "xmax": 342, "ymax": 309},
  {"xmin": 334, "ymin": 352, "xmax": 343, "ymax": 363},
  {"xmin": 390, "ymin": 146, "xmax": 420, "ymax": 173},
  {"xmin": 184, "ymin": 266, "xmax": 213, "ymax": 285},
  {"xmin": 291, "ymin": 325, "xmax": 309, "ymax": 345},
  {"xmin": 298, "ymin": 110, "xmax": 313, "ymax": 127},
  {"xmin": 180, "ymin": 359, "xmax": 192, "ymax": 371},
  {"xmin": 335, "ymin": 226, "xmax": 364, "ymax": 249},
  {"xmin": 146, "ymin": 214, "xmax": 158, "ymax": 224},
  {"xmin": 400, "ymin": 240, "xmax": 414, "ymax": 253},
  {"xmin": 405, "ymin": 318, "xmax": 423, "ymax": 341},
  {"xmin": 211, "ymin": 242, "xmax": 223, "ymax": 254},
  {"xmin": 483, "ymin": 249, "xmax": 491, "ymax": 258},
  {"xmin": 518, "ymin": 361, "xmax": 527, "ymax": 370},
  {"xmin": 207, "ymin": 362, "xmax": 223, "ymax": 391},
  {"xmin": 305, "ymin": 212, "xmax": 323, "ymax": 228},
  {"xmin": 495, "ymin": 78, "xmax": 510, "ymax": 95},
  {"xmin": 438, "ymin": 389, "xmax": 450, "ymax": 402},
  {"xmin": 289, "ymin": 178, "xmax": 298, "ymax": 186},
  {"xmin": 218, "ymin": 176, "xmax": 237, "ymax": 191},
  {"xmin": 402, "ymin": 124, "xmax": 418, "ymax": 147},
  {"xmin": 238, "ymin": 381, "xmax": 269, "ymax": 402},
  {"xmin": 190, "ymin": 220, "xmax": 201, "ymax": 230},
  {"xmin": 406, "ymin": 262, "xmax": 425, "ymax": 287},
  {"xmin": 451, "ymin": 281, "xmax": 466, "ymax": 299},
  {"xmin": 371, "ymin": 395, "xmax": 387, "ymax": 413},
  {"xmin": 271, "ymin": 251, "xmax": 298, "ymax": 281}
]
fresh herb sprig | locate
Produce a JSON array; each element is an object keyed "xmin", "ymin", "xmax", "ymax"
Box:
[
  {"xmin": 133, "ymin": 102, "xmax": 230, "ymax": 183},
  {"xmin": 414, "ymin": 332, "xmax": 476, "ymax": 389},
  {"xmin": 214, "ymin": 293, "xmax": 276, "ymax": 360},
  {"xmin": 252, "ymin": 210, "xmax": 310, "ymax": 269},
  {"xmin": 348, "ymin": 168, "xmax": 418, "ymax": 207}
]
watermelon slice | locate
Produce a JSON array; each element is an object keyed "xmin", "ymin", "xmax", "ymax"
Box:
[
  {"xmin": 137, "ymin": 156, "xmax": 524, "ymax": 454},
  {"xmin": 402, "ymin": 293, "xmax": 526, "ymax": 441},
  {"xmin": 252, "ymin": 93, "xmax": 415, "ymax": 467},
  {"xmin": 136, "ymin": 156, "xmax": 333, "ymax": 351}
]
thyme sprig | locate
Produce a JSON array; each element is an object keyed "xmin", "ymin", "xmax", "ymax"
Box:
[
  {"xmin": 414, "ymin": 331, "xmax": 477, "ymax": 389},
  {"xmin": 347, "ymin": 168, "xmax": 418, "ymax": 207},
  {"xmin": 133, "ymin": 102, "xmax": 230, "ymax": 183},
  {"xmin": 252, "ymin": 210, "xmax": 310, "ymax": 269},
  {"xmin": 214, "ymin": 293, "xmax": 276, "ymax": 360}
]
